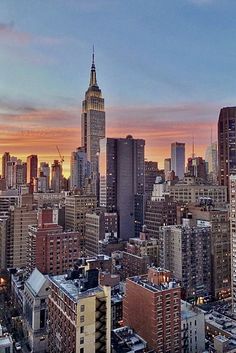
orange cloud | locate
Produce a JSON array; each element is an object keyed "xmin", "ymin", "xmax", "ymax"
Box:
[{"xmin": 0, "ymin": 100, "xmax": 219, "ymax": 176}]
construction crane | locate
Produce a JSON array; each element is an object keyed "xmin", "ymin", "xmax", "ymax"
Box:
[{"xmin": 56, "ymin": 145, "xmax": 65, "ymax": 165}]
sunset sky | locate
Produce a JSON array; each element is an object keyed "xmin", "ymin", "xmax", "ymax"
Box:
[{"xmin": 0, "ymin": 0, "xmax": 236, "ymax": 176}]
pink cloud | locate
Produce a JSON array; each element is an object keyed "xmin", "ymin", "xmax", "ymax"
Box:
[{"xmin": 0, "ymin": 100, "xmax": 219, "ymax": 174}]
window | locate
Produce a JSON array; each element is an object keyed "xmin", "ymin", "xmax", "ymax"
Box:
[
  {"xmin": 80, "ymin": 326, "xmax": 84, "ymax": 334},
  {"xmin": 80, "ymin": 337, "xmax": 84, "ymax": 344},
  {"xmin": 81, "ymin": 305, "xmax": 85, "ymax": 312},
  {"xmin": 80, "ymin": 316, "xmax": 84, "ymax": 323},
  {"xmin": 80, "ymin": 349, "xmax": 84, "ymax": 353}
]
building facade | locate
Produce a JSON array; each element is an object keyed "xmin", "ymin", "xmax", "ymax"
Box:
[
  {"xmin": 28, "ymin": 223, "xmax": 81, "ymax": 275},
  {"xmin": 230, "ymin": 175, "xmax": 236, "ymax": 313},
  {"xmin": 99, "ymin": 136, "xmax": 145, "ymax": 240},
  {"xmin": 48, "ymin": 266, "xmax": 111, "ymax": 353},
  {"xmin": 159, "ymin": 224, "xmax": 212, "ymax": 299},
  {"xmin": 171, "ymin": 142, "xmax": 185, "ymax": 180},
  {"xmin": 123, "ymin": 267, "xmax": 181, "ymax": 353},
  {"xmin": 218, "ymin": 107, "xmax": 236, "ymax": 188},
  {"xmin": 81, "ymin": 51, "xmax": 105, "ymax": 176},
  {"xmin": 70, "ymin": 147, "xmax": 88, "ymax": 191},
  {"xmin": 23, "ymin": 269, "xmax": 50, "ymax": 353}
]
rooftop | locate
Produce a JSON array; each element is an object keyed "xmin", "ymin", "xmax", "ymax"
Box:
[
  {"xmin": 49, "ymin": 271, "xmax": 103, "ymax": 302},
  {"xmin": 26, "ymin": 268, "xmax": 48, "ymax": 296},
  {"xmin": 129, "ymin": 268, "xmax": 180, "ymax": 293},
  {"xmin": 205, "ymin": 311, "xmax": 236, "ymax": 339},
  {"xmin": 112, "ymin": 326, "xmax": 147, "ymax": 353},
  {"xmin": 181, "ymin": 300, "xmax": 205, "ymax": 320}
]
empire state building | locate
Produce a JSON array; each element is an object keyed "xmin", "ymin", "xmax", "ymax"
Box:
[{"xmin": 81, "ymin": 51, "xmax": 105, "ymax": 175}]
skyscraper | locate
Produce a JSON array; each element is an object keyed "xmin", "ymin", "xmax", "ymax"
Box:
[
  {"xmin": 99, "ymin": 135, "xmax": 145, "ymax": 240},
  {"xmin": 171, "ymin": 142, "xmax": 185, "ymax": 179},
  {"xmin": 144, "ymin": 160, "xmax": 158, "ymax": 198},
  {"xmin": 205, "ymin": 141, "xmax": 218, "ymax": 184},
  {"xmin": 218, "ymin": 107, "xmax": 236, "ymax": 188},
  {"xmin": 39, "ymin": 162, "xmax": 50, "ymax": 191},
  {"xmin": 81, "ymin": 50, "xmax": 105, "ymax": 175},
  {"xmin": 159, "ymin": 224, "xmax": 212, "ymax": 299},
  {"xmin": 164, "ymin": 158, "xmax": 171, "ymax": 179},
  {"xmin": 70, "ymin": 147, "xmax": 88, "ymax": 190},
  {"xmin": 2, "ymin": 152, "xmax": 10, "ymax": 179},
  {"xmin": 51, "ymin": 160, "xmax": 62, "ymax": 193},
  {"xmin": 27, "ymin": 155, "xmax": 38, "ymax": 184},
  {"xmin": 230, "ymin": 175, "xmax": 236, "ymax": 313}
]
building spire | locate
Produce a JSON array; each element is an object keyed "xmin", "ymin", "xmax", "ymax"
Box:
[
  {"xmin": 192, "ymin": 135, "xmax": 195, "ymax": 159},
  {"xmin": 89, "ymin": 45, "xmax": 97, "ymax": 87}
]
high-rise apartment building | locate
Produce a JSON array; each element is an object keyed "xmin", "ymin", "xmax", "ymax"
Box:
[
  {"xmin": 164, "ymin": 158, "xmax": 172, "ymax": 179},
  {"xmin": 123, "ymin": 267, "xmax": 181, "ymax": 353},
  {"xmin": 48, "ymin": 266, "xmax": 111, "ymax": 353},
  {"xmin": 81, "ymin": 51, "xmax": 105, "ymax": 175},
  {"xmin": 65, "ymin": 193, "xmax": 97, "ymax": 252},
  {"xmin": 85, "ymin": 210, "xmax": 118, "ymax": 257},
  {"xmin": 2, "ymin": 152, "xmax": 10, "ymax": 179},
  {"xmin": 27, "ymin": 154, "xmax": 38, "ymax": 184},
  {"xmin": 144, "ymin": 196, "xmax": 177, "ymax": 239},
  {"xmin": 218, "ymin": 107, "xmax": 236, "ymax": 188},
  {"xmin": 70, "ymin": 147, "xmax": 88, "ymax": 190},
  {"xmin": 39, "ymin": 162, "xmax": 50, "ymax": 191},
  {"xmin": 178, "ymin": 205, "xmax": 231, "ymax": 300},
  {"xmin": 99, "ymin": 136, "xmax": 145, "ymax": 240},
  {"xmin": 51, "ymin": 160, "xmax": 62, "ymax": 193},
  {"xmin": 230, "ymin": 175, "xmax": 236, "ymax": 313},
  {"xmin": 15, "ymin": 162, "xmax": 27, "ymax": 187},
  {"xmin": 159, "ymin": 224, "xmax": 212, "ymax": 299},
  {"xmin": 171, "ymin": 142, "xmax": 185, "ymax": 179},
  {"xmin": 8, "ymin": 203, "xmax": 37, "ymax": 268},
  {"xmin": 205, "ymin": 141, "xmax": 218, "ymax": 184},
  {"xmin": 27, "ymin": 155, "xmax": 38, "ymax": 193},
  {"xmin": 144, "ymin": 161, "xmax": 158, "ymax": 198}
]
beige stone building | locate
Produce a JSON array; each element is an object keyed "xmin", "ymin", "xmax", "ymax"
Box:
[{"xmin": 48, "ymin": 266, "xmax": 111, "ymax": 353}]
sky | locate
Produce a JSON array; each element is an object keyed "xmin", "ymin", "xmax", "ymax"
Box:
[{"xmin": 0, "ymin": 0, "xmax": 236, "ymax": 176}]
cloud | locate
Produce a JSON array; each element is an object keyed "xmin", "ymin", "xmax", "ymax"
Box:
[
  {"xmin": 0, "ymin": 22, "xmax": 31, "ymax": 45},
  {"xmin": 0, "ymin": 98, "xmax": 219, "ymax": 174},
  {"xmin": 0, "ymin": 21, "xmax": 73, "ymax": 47}
]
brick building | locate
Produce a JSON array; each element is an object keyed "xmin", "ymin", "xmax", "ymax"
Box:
[
  {"xmin": 27, "ymin": 223, "xmax": 81, "ymax": 275},
  {"xmin": 123, "ymin": 267, "xmax": 181, "ymax": 353}
]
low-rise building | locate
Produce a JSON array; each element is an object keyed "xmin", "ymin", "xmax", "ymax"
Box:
[
  {"xmin": 23, "ymin": 269, "xmax": 50, "ymax": 353},
  {"xmin": 181, "ymin": 301, "xmax": 205, "ymax": 353},
  {"xmin": 205, "ymin": 311, "xmax": 236, "ymax": 342},
  {"xmin": 111, "ymin": 326, "xmax": 149, "ymax": 353}
]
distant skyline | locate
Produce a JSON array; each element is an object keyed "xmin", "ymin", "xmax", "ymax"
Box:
[{"xmin": 0, "ymin": 0, "xmax": 236, "ymax": 176}]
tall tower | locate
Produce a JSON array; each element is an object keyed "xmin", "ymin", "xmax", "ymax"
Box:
[
  {"xmin": 81, "ymin": 49, "xmax": 105, "ymax": 176},
  {"xmin": 27, "ymin": 155, "xmax": 38, "ymax": 184},
  {"xmin": 2, "ymin": 152, "xmax": 10, "ymax": 179},
  {"xmin": 99, "ymin": 135, "xmax": 145, "ymax": 240},
  {"xmin": 218, "ymin": 107, "xmax": 236, "ymax": 188},
  {"xmin": 171, "ymin": 142, "xmax": 185, "ymax": 180}
]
